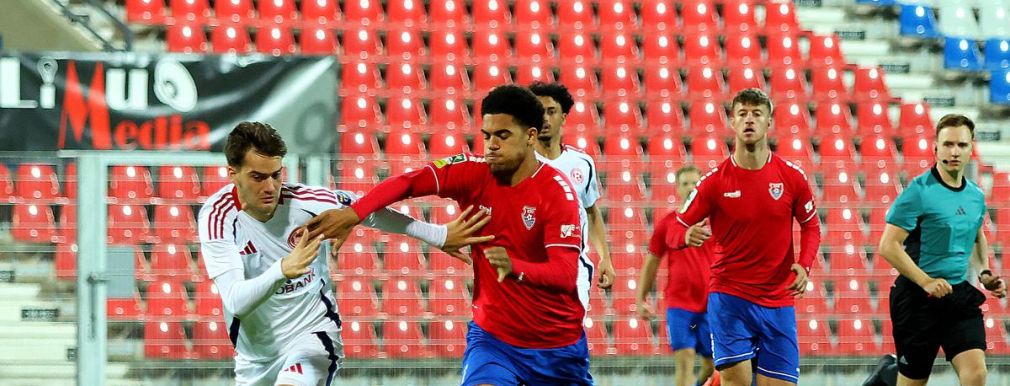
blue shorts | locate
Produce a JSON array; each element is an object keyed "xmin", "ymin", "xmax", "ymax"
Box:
[
  {"xmin": 666, "ymin": 307, "xmax": 713, "ymax": 357},
  {"xmin": 707, "ymin": 293, "xmax": 800, "ymax": 384},
  {"xmin": 460, "ymin": 321, "xmax": 593, "ymax": 386}
]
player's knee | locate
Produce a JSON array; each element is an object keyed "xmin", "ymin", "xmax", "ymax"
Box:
[{"xmin": 957, "ymin": 364, "xmax": 987, "ymax": 386}]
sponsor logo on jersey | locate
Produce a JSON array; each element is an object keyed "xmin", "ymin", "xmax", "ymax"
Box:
[
  {"xmin": 287, "ymin": 227, "xmax": 305, "ymax": 248},
  {"xmin": 723, "ymin": 190, "xmax": 741, "ymax": 198},
  {"xmin": 769, "ymin": 183, "xmax": 784, "ymax": 200},
  {"xmin": 804, "ymin": 200, "xmax": 814, "ymax": 213},
  {"xmin": 570, "ymin": 168, "xmax": 584, "ymax": 185},
  {"xmin": 336, "ymin": 191, "xmax": 353, "ymax": 206},
  {"xmin": 434, "ymin": 153, "xmax": 467, "ymax": 168},
  {"xmin": 561, "ymin": 224, "xmax": 577, "ymax": 238},
  {"xmin": 276, "ymin": 267, "xmax": 317, "ymax": 295},
  {"xmin": 522, "ymin": 206, "xmax": 536, "ymax": 230}
]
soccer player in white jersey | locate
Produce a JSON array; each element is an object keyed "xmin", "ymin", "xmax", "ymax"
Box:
[
  {"xmin": 528, "ymin": 82, "xmax": 615, "ymax": 289},
  {"xmin": 198, "ymin": 122, "xmax": 491, "ymax": 386}
]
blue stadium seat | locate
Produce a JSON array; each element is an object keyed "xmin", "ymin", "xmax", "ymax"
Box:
[
  {"xmin": 991, "ymin": 70, "xmax": 1010, "ymax": 105},
  {"xmin": 899, "ymin": 3, "xmax": 940, "ymax": 39},
  {"xmin": 944, "ymin": 37, "xmax": 984, "ymax": 71},
  {"xmin": 985, "ymin": 38, "xmax": 1010, "ymax": 71}
]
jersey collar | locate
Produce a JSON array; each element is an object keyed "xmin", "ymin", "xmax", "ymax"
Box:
[{"xmin": 930, "ymin": 165, "xmax": 967, "ymax": 192}]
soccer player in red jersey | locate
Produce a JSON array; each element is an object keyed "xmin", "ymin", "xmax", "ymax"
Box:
[
  {"xmin": 638, "ymin": 165, "xmax": 715, "ymax": 386},
  {"xmin": 666, "ymin": 89, "xmax": 822, "ymax": 386},
  {"xmin": 304, "ymin": 85, "xmax": 594, "ymax": 385}
]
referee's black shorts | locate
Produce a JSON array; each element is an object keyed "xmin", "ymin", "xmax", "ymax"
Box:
[{"xmin": 889, "ymin": 276, "xmax": 987, "ymax": 380}]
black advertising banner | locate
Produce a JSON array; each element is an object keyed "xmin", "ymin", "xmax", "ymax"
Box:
[{"xmin": 0, "ymin": 53, "xmax": 337, "ymax": 154}]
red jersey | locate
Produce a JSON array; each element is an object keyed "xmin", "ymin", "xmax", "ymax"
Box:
[
  {"xmin": 650, "ymin": 212, "xmax": 714, "ymax": 313},
  {"xmin": 670, "ymin": 154, "xmax": 820, "ymax": 307},
  {"xmin": 351, "ymin": 154, "xmax": 588, "ymax": 348}
]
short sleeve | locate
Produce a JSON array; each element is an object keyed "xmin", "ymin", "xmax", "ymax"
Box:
[
  {"xmin": 543, "ymin": 175, "xmax": 584, "ymax": 251},
  {"xmin": 885, "ymin": 182, "xmax": 923, "ymax": 232}
]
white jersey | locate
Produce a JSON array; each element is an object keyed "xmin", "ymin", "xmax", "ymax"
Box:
[{"xmin": 198, "ymin": 183, "xmax": 438, "ymax": 363}]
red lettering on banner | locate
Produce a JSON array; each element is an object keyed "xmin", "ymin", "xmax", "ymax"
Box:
[{"xmin": 59, "ymin": 61, "xmax": 112, "ymax": 149}]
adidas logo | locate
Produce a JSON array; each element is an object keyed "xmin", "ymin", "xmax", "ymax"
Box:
[
  {"xmin": 239, "ymin": 241, "xmax": 258, "ymax": 255},
  {"xmin": 899, "ymin": 356, "xmax": 908, "ymax": 365},
  {"xmin": 283, "ymin": 363, "xmax": 304, "ymax": 374},
  {"xmin": 956, "ymin": 206, "xmax": 966, "ymax": 215}
]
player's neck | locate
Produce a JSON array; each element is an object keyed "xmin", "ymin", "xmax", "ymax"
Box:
[
  {"xmin": 732, "ymin": 140, "xmax": 770, "ymax": 170},
  {"xmin": 503, "ymin": 154, "xmax": 540, "ymax": 186},
  {"xmin": 536, "ymin": 136, "xmax": 563, "ymax": 159},
  {"xmin": 238, "ymin": 196, "xmax": 276, "ymax": 222},
  {"xmin": 938, "ymin": 167, "xmax": 965, "ymax": 188}
]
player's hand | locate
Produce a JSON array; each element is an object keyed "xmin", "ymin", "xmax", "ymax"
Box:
[
  {"xmin": 981, "ymin": 272, "xmax": 1007, "ymax": 298},
  {"xmin": 787, "ymin": 264, "xmax": 808, "ymax": 298},
  {"xmin": 282, "ymin": 228, "xmax": 324, "ymax": 279},
  {"xmin": 327, "ymin": 235, "xmax": 349, "ymax": 266},
  {"xmin": 484, "ymin": 246, "xmax": 512, "ymax": 282},
  {"xmin": 304, "ymin": 208, "xmax": 360, "ymax": 242},
  {"xmin": 597, "ymin": 257, "xmax": 615, "ymax": 289},
  {"xmin": 920, "ymin": 277, "xmax": 953, "ymax": 298},
  {"xmin": 440, "ymin": 205, "xmax": 495, "ymax": 265},
  {"xmin": 685, "ymin": 218, "xmax": 711, "ymax": 247},
  {"xmin": 637, "ymin": 299, "xmax": 655, "ymax": 321}
]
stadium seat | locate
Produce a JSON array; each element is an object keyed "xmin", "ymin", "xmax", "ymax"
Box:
[
  {"xmin": 257, "ymin": 0, "xmax": 296, "ymax": 24},
  {"xmin": 683, "ymin": 34, "xmax": 724, "ymax": 68},
  {"xmin": 985, "ymin": 317, "xmax": 1010, "ymax": 355},
  {"xmin": 859, "ymin": 135, "xmax": 898, "ymax": 173},
  {"xmin": 12, "ymin": 204, "xmax": 57, "ymax": 243},
  {"xmin": 339, "ymin": 62, "xmax": 380, "ymax": 97},
  {"xmin": 382, "ymin": 235, "xmax": 425, "ymax": 277},
  {"xmin": 565, "ymin": 100, "xmax": 601, "ymax": 135},
  {"xmin": 340, "ymin": 95, "xmax": 382, "ymax": 132},
  {"xmin": 58, "ymin": 204, "xmax": 76, "ymax": 242},
  {"xmin": 602, "ymin": 65, "xmax": 642, "ymax": 99},
  {"xmin": 200, "ymin": 166, "xmax": 229, "ymax": 197},
  {"xmin": 605, "ymin": 172, "xmax": 648, "ymax": 205},
  {"xmin": 55, "ymin": 241, "xmax": 77, "ymax": 280},
  {"xmin": 938, "ymin": 3, "xmax": 980, "ymax": 40},
  {"xmin": 150, "ymin": 243, "xmax": 192, "ymax": 282},
  {"xmin": 214, "ymin": 0, "xmax": 253, "ymax": 24},
  {"xmin": 381, "ymin": 94, "xmax": 422, "ymax": 129},
  {"xmin": 853, "ymin": 67, "xmax": 892, "ymax": 102},
  {"xmin": 144, "ymin": 320, "xmax": 189, "ymax": 359},
  {"xmin": 301, "ymin": 0, "xmax": 338, "ymax": 25},
  {"xmin": 385, "ymin": 0, "xmax": 426, "ymax": 28},
  {"xmin": 597, "ymin": 0, "xmax": 636, "ymax": 32},
  {"xmin": 680, "ymin": 0, "xmax": 719, "ymax": 34},
  {"xmin": 899, "ymin": 3, "xmax": 940, "ymax": 39},
  {"xmin": 256, "ymin": 25, "xmax": 296, "ymax": 56},
  {"xmin": 384, "ymin": 128, "xmax": 426, "ymax": 173},
  {"xmin": 767, "ymin": 34, "xmax": 804, "ymax": 72},
  {"xmin": 157, "ymin": 166, "xmax": 200, "ymax": 201},
  {"xmin": 333, "ymin": 237, "xmax": 379, "ymax": 280},
  {"xmin": 647, "ymin": 138, "xmax": 687, "ymax": 206},
  {"xmin": 341, "ymin": 28, "xmax": 382, "ymax": 62},
  {"xmin": 385, "ymin": 31, "xmax": 425, "ymax": 62},
  {"xmin": 557, "ymin": 0, "xmax": 596, "ymax": 32},
  {"xmin": 428, "ymin": 319, "xmax": 467, "ymax": 358},
  {"xmin": 191, "ymin": 320, "xmax": 233, "ymax": 360},
  {"xmin": 515, "ymin": 63, "xmax": 555, "ymax": 85},
  {"xmin": 796, "ymin": 281, "xmax": 829, "ymax": 315},
  {"xmin": 193, "ymin": 280, "xmax": 222, "ymax": 317},
  {"xmin": 797, "ymin": 318, "xmax": 832, "ymax": 356},
  {"xmin": 109, "ymin": 166, "xmax": 154, "ymax": 202},
  {"xmin": 728, "ymin": 65, "xmax": 767, "ymax": 95},
  {"xmin": 427, "ymin": 31, "xmax": 467, "ymax": 64},
  {"xmin": 612, "ymin": 317, "xmax": 654, "ymax": 355},
  {"xmin": 583, "ymin": 317, "xmax": 611, "ymax": 355},
  {"xmin": 429, "ymin": 276, "xmax": 469, "ymax": 316},
  {"xmin": 342, "ymin": 320, "xmax": 380, "ymax": 358},
  {"xmin": 342, "ymin": 0, "xmax": 383, "ymax": 26},
  {"xmin": 559, "ymin": 63, "xmax": 600, "ymax": 99},
  {"xmin": 770, "ymin": 66, "xmax": 810, "ymax": 104},
  {"xmin": 607, "ymin": 206, "xmax": 648, "ymax": 238},
  {"xmin": 471, "ymin": 30, "xmax": 511, "ymax": 64},
  {"xmin": 775, "ymin": 135, "xmax": 815, "ymax": 171},
  {"xmin": 300, "ymin": 27, "xmax": 338, "ymax": 55},
  {"xmin": 857, "ymin": 101, "xmax": 895, "ymax": 139},
  {"xmin": 985, "ymin": 39, "xmax": 1010, "ymax": 71},
  {"xmin": 427, "ymin": 130, "xmax": 469, "ymax": 159},
  {"xmin": 16, "ymin": 163, "xmax": 60, "ymax": 201},
  {"xmin": 600, "ymin": 32, "xmax": 640, "ymax": 65},
  {"xmin": 815, "ymin": 102, "xmax": 854, "ymax": 137},
  {"xmin": 820, "ymin": 165, "xmax": 859, "ymax": 204},
  {"xmin": 980, "ymin": 3, "xmax": 1010, "ymax": 39},
  {"xmin": 471, "ymin": 0, "xmax": 511, "ymax": 28},
  {"xmin": 515, "ymin": 31, "xmax": 555, "ymax": 64},
  {"xmin": 428, "ymin": 62, "xmax": 469, "ymax": 97},
  {"xmin": 944, "ymin": 37, "xmax": 984, "ymax": 71},
  {"xmin": 152, "ymin": 204, "xmax": 197, "ymax": 244},
  {"xmin": 645, "ymin": 100, "xmax": 685, "ymax": 136},
  {"xmin": 146, "ymin": 278, "xmax": 190, "ymax": 317},
  {"xmin": 898, "ymin": 101, "xmax": 933, "ymax": 137},
  {"xmin": 687, "ymin": 66, "xmax": 727, "ymax": 102},
  {"xmin": 166, "ymin": 24, "xmax": 207, "ymax": 53},
  {"xmin": 108, "ymin": 292, "xmax": 143, "ymax": 319},
  {"xmin": 764, "ymin": 1, "xmax": 800, "ymax": 34},
  {"xmin": 642, "ymin": 34, "xmax": 680, "ymax": 68},
  {"xmin": 724, "ymin": 33, "xmax": 763, "ymax": 69},
  {"xmin": 809, "ymin": 34, "xmax": 846, "ymax": 68},
  {"xmin": 688, "ymin": 101, "xmax": 728, "ymax": 137},
  {"xmin": 642, "ymin": 66, "xmax": 683, "ymax": 101},
  {"xmin": 126, "ymin": 0, "xmax": 165, "ymax": 24},
  {"xmin": 811, "ymin": 67, "xmax": 847, "ymax": 103},
  {"xmin": 383, "ymin": 320, "xmax": 428, "ymax": 358},
  {"xmin": 825, "ymin": 208, "xmax": 866, "ymax": 247},
  {"xmin": 384, "ymin": 69, "xmax": 426, "ymax": 105},
  {"xmin": 690, "ymin": 134, "xmax": 729, "ymax": 170},
  {"xmin": 513, "ymin": 0, "xmax": 554, "ymax": 31},
  {"xmin": 992, "ymin": 69, "xmax": 1010, "ymax": 105},
  {"xmin": 773, "ymin": 101, "xmax": 812, "ymax": 138},
  {"xmin": 337, "ymin": 278, "xmax": 379, "ymax": 318},
  {"xmin": 427, "ymin": 0, "xmax": 466, "ymax": 30},
  {"xmin": 557, "ymin": 32, "xmax": 597, "ymax": 65},
  {"xmin": 169, "ymin": 0, "xmax": 209, "ymax": 22},
  {"xmin": 640, "ymin": 0, "xmax": 676, "ymax": 32},
  {"xmin": 470, "ymin": 63, "xmax": 513, "ymax": 97},
  {"xmin": 834, "ymin": 318, "xmax": 878, "ymax": 355},
  {"xmin": 428, "ymin": 99, "xmax": 470, "ymax": 133},
  {"xmin": 862, "ymin": 166, "xmax": 902, "ymax": 207},
  {"xmin": 0, "ymin": 164, "xmax": 12, "ymax": 201},
  {"xmin": 603, "ymin": 100, "xmax": 643, "ymax": 134},
  {"xmin": 108, "ymin": 204, "xmax": 151, "ymax": 245},
  {"xmin": 722, "ymin": 2, "xmax": 757, "ymax": 35},
  {"xmin": 585, "ymin": 288, "xmax": 608, "ymax": 317},
  {"xmin": 381, "ymin": 278, "xmax": 425, "ymax": 317},
  {"xmin": 900, "ymin": 133, "xmax": 933, "ymax": 176}
]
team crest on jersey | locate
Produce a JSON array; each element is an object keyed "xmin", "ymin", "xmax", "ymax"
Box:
[
  {"xmin": 769, "ymin": 183, "xmax": 784, "ymax": 200},
  {"xmin": 521, "ymin": 206, "xmax": 536, "ymax": 230},
  {"xmin": 570, "ymin": 169, "xmax": 584, "ymax": 185},
  {"xmin": 287, "ymin": 227, "xmax": 305, "ymax": 248}
]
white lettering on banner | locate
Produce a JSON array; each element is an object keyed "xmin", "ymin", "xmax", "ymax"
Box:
[
  {"xmin": 0, "ymin": 57, "xmax": 37, "ymax": 108},
  {"xmin": 106, "ymin": 68, "xmax": 149, "ymax": 110}
]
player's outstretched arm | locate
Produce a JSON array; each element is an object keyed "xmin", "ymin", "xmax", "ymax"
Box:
[
  {"xmin": 586, "ymin": 204, "xmax": 615, "ymax": 289},
  {"xmin": 879, "ymin": 224, "xmax": 952, "ymax": 298},
  {"xmin": 974, "ymin": 228, "xmax": 1007, "ymax": 298}
]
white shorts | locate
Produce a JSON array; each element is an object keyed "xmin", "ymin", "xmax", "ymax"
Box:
[{"xmin": 235, "ymin": 330, "xmax": 345, "ymax": 386}]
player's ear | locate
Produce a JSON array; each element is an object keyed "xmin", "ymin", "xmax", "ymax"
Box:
[
  {"xmin": 527, "ymin": 127, "xmax": 538, "ymax": 142},
  {"xmin": 227, "ymin": 165, "xmax": 239, "ymax": 182}
]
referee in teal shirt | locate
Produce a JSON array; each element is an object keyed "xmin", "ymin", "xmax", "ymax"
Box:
[{"xmin": 878, "ymin": 114, "xmax": 1007, "ymax": 386}]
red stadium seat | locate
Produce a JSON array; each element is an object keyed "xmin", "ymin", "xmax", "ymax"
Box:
[
  {"xmin": 640, "ymin": 0, "xmax": 677, "ymax": 32},
  {"xmin": 724, "ymin": 33, "xmax": 763, "ymax": 68},
  {"xmin": 597, "ymin": 0, "xmax": 637, "ymax": 31},
  {"xmin": 340, "ymin": 62, "xmax": 381, "ymax": 96},
  {"xmin": 108, "ymin": 204, "xmax": 152, "ymax": 245},
  {"xmin": 515, "ymin": 63, "xmax": 556, "ymax": 85},
  {"xmin": 815, "ymin": 102, "xmax": 854, "ymax": 137},
  {"xmin": 256, "ymin": 25, "xmax": 296, "ymax": 56},
  {"xmin": 382, "ymin": 236, "xmax": 426, "ymax": 277},
  {"xmin": 301, "ymin": 0, "xmax": 339, "ymax": 25},
  {"xmin": 858, "ymin": 101, "xmax": 896, "ymax": 138},
  {"xmin": 334, "ymin": 237, "xmax": 379, "ymax": 280},
  {"xmin": 863, "ymin": 166, "xmax": 902, "ymax": 207},
  {"xmin": 603, "ymin": 100, "xmax": 643, "ymax": 134},
  {"xmin": 687, "ymin": 66, "xmax": 727, "ymax": 102},
  {"xmin": 193, "ymin": 280, "xmax": 222, "ymax": 317},
  {"xmin": 427, "ymin": 31, "xmax": 467, "ymax": 63},
  {"xmin": 428, "ymin": 63, "xmax": 469, "ymax": 97},
  {"xmin": 126, "ymin": 0, "xmax": 165, "ymax": 24},
  {"xmin": 853, "ymin": 67, "xmax": 892, "ymax": 102},
  {"xmin": 770, "ymin": 66, "xmax": 810, "ymax": 104},
  {"xmin": 428, "ymin": 98, "xmax": 471, "ymax": 133},
  {"xmin": 683, "ymin": 34, "xmax": 724, "ymax": 68},
  {"xmin": 825, "ymin": 208, "xmax": 866, "ymax": 247},
  {"xmin": 834, "ymin": 318, "xmax": 878, "ymax": 355},
  {"xmin": 601, "ymin": 65, "xmax": 642, "ymax": 99},
  {"xmin": 384, "ymin": 128, "xmax": 426, "ymax": 173},
  {"xmin": 169, "ymin": 0, "xmax": 209, "ymax": 23},
  {"xmin": 899, "ymin": 101, "xmax": 934, "ymax": 138},
  {"xmin": 775, "ymin": 135, "xmax": 815, "ymax": 171},
  {"xmin": 513, "ymin": 0, "xmax": 554, "ymax": 30},
  {"xmin": 830, "ymin": 244, "xmax": 871, "ymax": 277},
  {"xmin": 200, "ymin": 166, "xmax": 229, "ymax": 197},
  {"xmin": 381, "ymin": 278, "xmax": 425, "ymax": 317},
  {"xmin": 514, "ymin": 31, "xmax": 555, "ymax": 64},
  {"xmin": 338, "ymin": 278, "xmax": 379, "ymax": 318},
  {"xmin": 811, "ymin": 67, "xmax": 848, "ymax": 104},
  {"xmin": 257, "ymin": 0, "xmax": 296, "ymax": 24},
  {"xmin": 150, "ymin": 243, "xmax": 193, "ymax": 281},
  {"xmin": 384, "ymin": 65, "xmax": 426, "ymax": 100},
  {"xmin": 379, "ymin": 94, "xmax": 424, "ymax": 129},
  {"xmin": 146, "ymin": 278, "xmax": 191, "ymax": 317},
  {"xmin": 59, "ymin": 204, "xmax": 76, "ymax": 242},
  {"xmin": 557, "ymin": 0, "xmax": 596, "ymax": 32},
  {"xmin": 108, "ymin": 293, "xmax": 143, "ymax": 319},
  {"xmin": 860, "ymin": 135, "xmax": 899, "ymax": 173},
  {"xmin": 343, "ymin": 320, "xmax": 380, "ymax": 358},
  {"xmin": 723, "ymin": 2, "xmax": 758, "ymax": 34},
  {"xmin": 214, "ymin": 0, "xmax": 253, "ymax": 24},
  {"xmin": 16, "ymin": 164, "xmax": 60, "ymax": 201},
  {"xmin": 642, "ymin": 34, "xmax": 681, "ymax": 67},
  {"xmin": 341, "ymin": 28, "xmax": 382, "ymax": 61},
  {"xmin": 796, "ymin": 281, "xmax": 829, "ymax": 315},
  {"xmin": 690, "ymin": 134, "xmax": 729, "ymax": 170},
  {"xmin": 900, "ymin": 134, "xmax": 933, "ymax": 177},
  {"xmin": 166, "ymin": 24, "xmax": 207, "ymax": 53},
  {"xmin": 383, "ymin": 320, "xmax": 429, "ymax": 358},
  {"xmin": 340, "ymin": 95, "xmax": 382, "ymax": 132},
  {"xmin": 144, "ymin": 320, "xmax": 189, "ymax": 359},
  {"xmin": 152, "ymin": 204, "xmax": 197, "ymax": 244},
  {"xmin": 605, "ymin": 173, "xmax": 648, "ymax": 205},
  {"xmin": 110, "ymin": 166, "xmax": 154, "ymax": 202},
  {"xmin": 565, "ymin": 100, "xmax": 601, "ymax": 135},
  {"xmin": 773, "ymin": 101, "xmax": 812, "ymax": 138},
  {"xmin": 385, "ymin": 0, "xmax": 427, "ymax": 28},
  {"xmin": 680, "ymin": 0, "xmax": 720, "ymax": 34},
  {"xmin": 192, "ymin": 320, "xmax": 233, "ymax": 360},
  {"xmin": 688, "ymin": 101, "xmax": 728, "ymax": 136},
  {"xmin": 158, "ymin": 166, "xmax": 200, "ymax": 201},
  {"xmin": 585, "ymin": 288, "xmax": 608, "ymax": 317},
  {"xmin": 809, "ymin": 34, "xmax": 846, "ymax": 68},
  {"xmin": 429, "ymin": 276, "xmax": 470, "ymax": 316},
  {"xmin": 766, "ymin": 33, "xmax": 804, "ymax": 70},
  {"xmin": 471, "ymin": 0, "xmax": 511, "ymax": 28},
  {"xmin": 560, "ymin": 63, "xmax": 600, "ymax": 99},
  {"xmin": 607, "ymin": 206, "xmax": 648, "ymax": 238},
  {"xmin": 599, "ymin": 32, "xmax": 640, "ymax": 65},
  {"xmin": 342, "ymin": 0, "xmax": 383, "ymax": 25},
  {"xmin": 645, "ymin": 100, "xmax": 685, "ymax": 136},
  {"xmin": 584, "ymin": 317, "xmax": 611, "ymax": 355},
  {"xmin": 338, "ymin": 163, "xmax": 377, "ymax": 197},
  {"xmin": 765, "ymin": 1, "xmax": 801, "ymax": 34},
  {"xmin": 820, "ymin": 166, "xmax": 859, "ymax": 204},
  {"xmin": 427, "ymin": 0, "xmax": 466, "ymax": 29},
  {"xmin": 300, "ymin": 27, "xmax": 338, "ymax": 55},
  {"xmin": 985, "ymin": 317, "xmax": 1010, "ymax": 355},
  {"xmin": 562, "ymin": 131, "xmax": 603, "ymax": 160},
  {"xmin": 12, "ymin": 204, "xmax": 57, "ymax": 243},
  {"xmin": 797, "ymin": 318, "xmax": 833, "ymax": 356},
  {"xmin": 471, "ymin": 30, "xmax": 511, "ymax": 63},
  {"xmin": 728, "ymin": 65, "xmax": 767, "ymax": 95},
  {"xmin": 0, "ymin": 164, "xmax": 13, "ymax": 201},
  {"xmin": 612, "ymin": 317, "xmax": 654, "ymax": 355},
  {"xmin": 471, "ymin": 63, "xmax": 513, "ymax": 97},
  {"xmin": 557, "ymin": 32, "xmax": 597, "ymax": 64},
  {"xmin": 55, "ymin": 241, "xmax": 77, "ymax": 280},
  {"xmin": 428, "ymin": 130, "xmax": 470, "ymax": 159},
  {"xmin": 385, "ymin": 30, "xmax": 425, "ymax": 62},
  {"xmin": 429, "ymin": 319, "xmax": 467, "ymax": 358}
]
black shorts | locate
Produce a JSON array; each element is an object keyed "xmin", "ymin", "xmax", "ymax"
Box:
[{"xmin": 889, "ymin": 276, "xmax": 987, "ymax": 380}]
